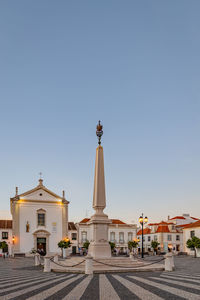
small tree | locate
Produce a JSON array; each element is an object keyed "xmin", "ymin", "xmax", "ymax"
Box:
[
  {"xmin": 83, "ymin": 240, "xmax": 90, "ymax": 250},
  {"xmin": 58, "ymin": 239, "xmax": 71, "ymax": 258},
  {"xmin": 128, "ymin": 241, "xmax": 138, "ymax": 251},
  {"xmin": 186, "ymin": 236, "xmax": 200, "ymax": 258},
  {"xmin": 0, "ymin": 241, "xmax": 8, "ymax": 253},
  {"xmin": 58, "ymin": 239, "xmax": 71, "ymax": 249},
  {"xmin": 151, "ymin": 241, "xmax": 159, "ymax": 254},
  {"xmin": 109, "ymin": 242, "xmax": 116, "ymax": 253}
]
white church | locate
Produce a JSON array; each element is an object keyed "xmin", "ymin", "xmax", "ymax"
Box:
[{"xmin": 10, "ymin": 178, "xmax": 69, "ymax": 256}]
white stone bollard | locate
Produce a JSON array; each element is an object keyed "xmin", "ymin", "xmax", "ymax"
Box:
[
  {"xmin": 35, "ymin": 253, "xmax": 40, "ymax": 266},
  {"xmin": 171, "ymin": 254, "xmax": 175, "ymax": 268},
  {"xmin": 196, "ymin": 248, "xmax": 200, "ymax": 258},
  {"xmin": 85, "ymin": 255, "xmax": 93, "ymax": 275},
  {"xmin": 44, "ymin": 257, "xmax": 51, "ymax": 272},
  {"xmin": 53, "ymin": 253, "xmax": 59, "ymax": 263},
  {"xmin": 164, "ymin": 253, "xmax": 174, "ymax": 271},
  {"xmin": 129, "ymin": 253, "xmax": 133, "ymax": 259}
]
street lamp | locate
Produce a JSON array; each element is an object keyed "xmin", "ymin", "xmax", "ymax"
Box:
[{"xmin": 139, "ymin": 213, "xmax": 148, "ymax": 258}]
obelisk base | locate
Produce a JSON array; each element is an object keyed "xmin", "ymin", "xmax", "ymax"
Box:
[{"xmin": 88, "ymin": 217, "xmax": 111, "ymax": 259}]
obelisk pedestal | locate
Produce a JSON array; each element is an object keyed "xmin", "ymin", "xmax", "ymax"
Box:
[{"xmin": 88, "ymin": 122, "xmax": 111, "ymax": 259}]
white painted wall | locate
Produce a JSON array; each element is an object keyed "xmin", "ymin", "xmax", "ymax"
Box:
[
  {"xmin": 77, "ymin": 223, "xmax": 137, "ymax": 250},
  {"xmin": 183, "ymin": 227, "xmax": 200, "ymax": 255},
  {"xmin": 18, "ymin": 202, "xmax": 63, "ymax": 254}
]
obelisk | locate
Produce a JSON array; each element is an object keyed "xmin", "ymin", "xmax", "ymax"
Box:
[{"xmin": 88, "ymin": 121, "xmax": 111, "ymax": 259}]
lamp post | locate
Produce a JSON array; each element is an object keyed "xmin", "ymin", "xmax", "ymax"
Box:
[{"xmin": 139, "ymin": 214, "xmax": 148, "ymax": 258}]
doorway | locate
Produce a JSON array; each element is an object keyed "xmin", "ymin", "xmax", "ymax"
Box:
[{"xmin": 37, "ymin": 238, "xmax": 46, "ymax": 256}]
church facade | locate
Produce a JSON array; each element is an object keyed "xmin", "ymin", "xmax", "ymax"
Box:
[{"xmin": 10, "ymin": 179, "xmax": 69, "ymax": 256}]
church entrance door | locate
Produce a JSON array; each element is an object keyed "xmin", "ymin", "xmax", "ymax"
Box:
[{"xmin": 37, "ymin": 238, "xmax": 46, "ymax": 256}]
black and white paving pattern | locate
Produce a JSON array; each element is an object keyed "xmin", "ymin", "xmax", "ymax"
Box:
[{"xmin": 0, "ymin": 256, "xmax": 200, "ymax": 299}]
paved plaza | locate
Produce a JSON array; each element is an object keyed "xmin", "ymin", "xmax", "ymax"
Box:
[{"xmin": 0, "ymin": 256, "xmax": 200, "ymax": 299}]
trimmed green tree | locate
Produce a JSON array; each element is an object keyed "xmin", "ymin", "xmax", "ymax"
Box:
[
  {"xmin": 186, "ymin": 236, "xmax": 200, "ymax": 258},
  {"xmin": 0, "ymin": 241, "xmax": 8, "ymax": 253},
  {"xmin": 83, "ymin": 240, "xmax": 90, "ymax": 250},
  {"xmin": 58, "ymin": 239, "xmax": 71, "ymax": 258},
  {"xmin": 109, "ymin": 242, "xmax": 116, "ymax": 253},
  {"xmin": 151, "ymin": 241, "xmax": 159, "ymax": 254},
  {"xmin": 58, "ymin": 239, "xmax": 71, "ymax": 249},
  {"xmin": 128, "ymin": 241, "xmax": 138, "ymax": 251}
]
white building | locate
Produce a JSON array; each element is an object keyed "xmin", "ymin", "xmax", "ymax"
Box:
[
  {"xmin": 182, "ymin": 220, "xmax": 200, "ymax": 256},
  {"xmin": 137, "ymin": 214, "xmax": 199, "ymax": 254},
  {"xmin": 77, "ymin": 218, "xmax": 137, "ymax": 253},
  {"xmin": 0, "ymin": 220, "xmax": 13, "ymax": 256},
  {"xmin": 137, "ymin": 221, "xmax": 183, "ymax": 253},
  {"xmin": 68, "ymin": 222, "xmax": 78, "ymax": 254},
  {"xmin": 168, "ymin": 214, "xmax": 199, "ymax": 226},
  {"xmin": 10, "ymin": 179, "xmax": 69, "ymax": 256}
]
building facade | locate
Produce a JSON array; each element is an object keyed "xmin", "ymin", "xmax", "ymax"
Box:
[
  {"xmin": 182, "ymin": 220, "xmax": 200, "ymax": 256},
  {"xmin": 10, "ymin": 179, "xmax": 69, "ymax": 256},
  {"xmin": 137, "ymin": 221, "xmax": 183, "ymax": 253},
  {"xmin": 0, "ymin": 220, "xmax": 13, "ymax": 255},
  {"xmin": 68, "ymin": 222, "xmax": 78, "ymax": 254},
  {"xmin": 137, "ymin": 214, "xmax": 199, "ymax": 254},
  {"xmin": 77, "ymin": 218, "xmax": 137, "ymax": 253}
]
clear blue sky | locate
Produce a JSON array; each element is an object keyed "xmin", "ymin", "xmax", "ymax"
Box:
[{"xmin": 0, "ymin": 1, "xmax": 199, "ymax": 224}]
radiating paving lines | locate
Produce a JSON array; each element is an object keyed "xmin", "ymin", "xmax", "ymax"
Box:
[
  {"xmin": 151, "ymin": 276, "xmax": 200, "ymax": 291},
  {"xmin": 1, "ymin": 270, "xmax": 200, "ymax": 300},
  {"xmin": 113, "ymin": 274, "xmax": 164, "ymax": 300},
  {"xmin": 0, "ymin": 274, "xmax": 71, "ymax": 300},
  {"xmin": 160, "ymin": 274, "xmax": 200, "ymax": 284},
  {"xmin": 0, "ymin": 274, "xmax": 56, "ymax": 288},
  {"xmin": 25, "ymin": 274, "xmax": 84, "ymax": 300},
  {"xmin": 63, "ymin": 275, "xmax": 93, "ymax": 300},
  {"xmin": 128, "ymin": 275, "xmax": 200, "ymax": 300},
  {"xmin": 99, "ymin": 274, "xmax": 120, "ymax": 300}
]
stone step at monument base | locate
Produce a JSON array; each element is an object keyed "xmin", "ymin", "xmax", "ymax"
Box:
[{"xmin": 50, "ymin": 256, "xmax": 165, "ymax": 273}]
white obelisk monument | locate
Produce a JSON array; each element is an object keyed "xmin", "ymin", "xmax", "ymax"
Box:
[{"xmin": 88, "ymin": 121, "xmax": 111, "ymax": 259}]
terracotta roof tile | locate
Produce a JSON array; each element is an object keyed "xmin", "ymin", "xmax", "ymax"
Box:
[
  {"xmin": 182, "ymin": 220, "xmax": 200, "ymax": 229},
  {"xmin": 169, "ymin": 216, "xmax": 186, "ymax": 220},
  {"xmin": 0, "ymin": 220, "xmax": 12, "ymax": 229},
  {"xmin": 111, "ymin": 219, "xmax": 126, "ymax": 225},
  {"xmin": 156, "ymin": 225, "xmax": 170, "ymax": 233},
  {"xmin": 137, "ymin": 228, "xmax": 151, "ymax": 235},
  {"xmin": 79, "ymin": 218, "xmax": 90, "ymax": 224},
  {"xmin": 79, "ymin": 218, "xmax": 126, "ymax": 225}
]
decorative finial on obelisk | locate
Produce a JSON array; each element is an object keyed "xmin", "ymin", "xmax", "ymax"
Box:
[{"xmin": 96, "ymin": 120, "xmax": 103, "ymax": 145}]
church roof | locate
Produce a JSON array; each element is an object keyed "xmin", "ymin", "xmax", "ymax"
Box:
[
  {"xmin": 0, "ymin": 220, "xmax": 12, "ymax": 229},
  {"xmin": 11, "ymin": 179, "xmax": 69, "ymax": 203}
]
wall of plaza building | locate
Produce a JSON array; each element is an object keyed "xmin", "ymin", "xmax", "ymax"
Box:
[
  {"xmin": 137, "ymin": 232, "xmax": 183, "ymax": 253},
  {"xmin": 77, "ymin": 219, "xmax": 137, "ymax": 253},
  {"xmin": 18, "ymin": 203, "xmax": 63, "ymax": 254},
  {"xmin": 183, "ymin": 226, "xmax": 200, "ymax": 255}
]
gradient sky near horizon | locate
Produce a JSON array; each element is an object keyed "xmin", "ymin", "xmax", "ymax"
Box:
[{"xmin": 0, "ymin": 1, "xmax": 200, "ymax": 224}]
